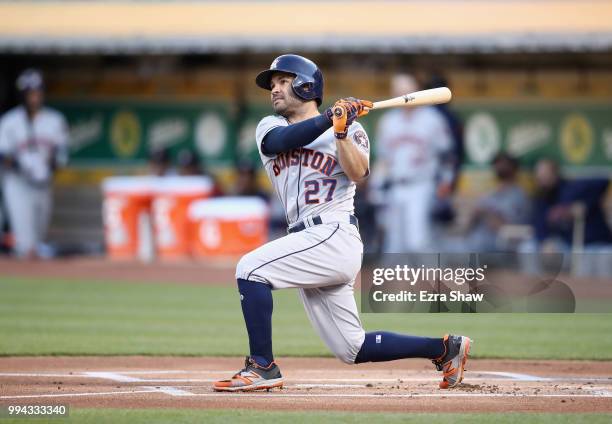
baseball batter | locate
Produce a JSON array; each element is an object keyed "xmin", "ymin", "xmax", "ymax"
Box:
[
  {"xmin": 213, "ymin": 55, "xmax": 470, "ymax": 392},
  {"xmin": 0, "ymin": 69, "xmax": 68, "ymax": 258}
]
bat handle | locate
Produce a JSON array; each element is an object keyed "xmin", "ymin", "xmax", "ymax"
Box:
[
  {"xmin": 332, "ymin": 105, "xmax": 346, "ymax": 119},
  {"xmin": 331, "ymin": 105, "xmax": 348, "ymax": 134}
]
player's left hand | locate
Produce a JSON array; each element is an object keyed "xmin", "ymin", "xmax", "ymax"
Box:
[
  {"xmin": 343, "ymin": 97, "xmax": 374, "ymax": 117},
  {"xmin": 324, "ymin": 97, "xmax": 372, "ymax": 123}
]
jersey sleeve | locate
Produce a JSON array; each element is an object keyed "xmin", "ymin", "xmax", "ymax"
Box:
[
  {"xmin": 348, "ymin": 122, "xmax": 370, "ymax": 158},
  {"xmin": 0, "ymin": 113, "xmax": 14, "ymax": 155},
  {"xmin": 348, "ymin": 122, "xmax": 371, "ymax": 176},
  {"xmin": 255, "ymin": 115, "xmax": 288, "ymax": 159}
]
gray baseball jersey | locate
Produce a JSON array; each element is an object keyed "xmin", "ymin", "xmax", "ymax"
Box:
[
  {"xmin": 255, "ymin": 115, "xmax": 369, "ymax": 226},
  {"xmin": 236, "ymin": 115, "xmax": 370, "ymax": 364},
  {"xmin": 0, "ymin": 105, "xmax": 68, "ymax": 256}
]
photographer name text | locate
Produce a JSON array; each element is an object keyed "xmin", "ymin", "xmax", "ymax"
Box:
[{"xmin": 372, "ymin": 290, "xmax": 484, "ymax": 302}]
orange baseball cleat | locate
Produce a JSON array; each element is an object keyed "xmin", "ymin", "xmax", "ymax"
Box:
[
  {"xmin": 213, "ymin": 357, "xmax": 283, "ymax": 392},
  {"xmin": 432, "ymin": 334, "xmax": 472, "ymax": 389}
]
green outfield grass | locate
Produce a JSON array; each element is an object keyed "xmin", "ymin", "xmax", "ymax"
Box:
[
  {"xmin": 0, "ymin": 277, "xmax": 611, "ymax": 359},
  {"xmin": 2, "ymin": 409, "xmax": 611, "ymax": 424}
]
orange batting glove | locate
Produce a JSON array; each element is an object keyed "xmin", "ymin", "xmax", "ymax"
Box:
[{"xmin": 343, "ymin": 97, "xmax": 374, "ymax": 117}]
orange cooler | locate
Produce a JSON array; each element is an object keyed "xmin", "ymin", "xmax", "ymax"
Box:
[
  {"xmin": 152, "ymin": 176, "xmax": 213, "ymax": 260},
  {"xmin": 102, "ymin": 176, "xmax": 157, "ymax": 260},
  {"xmin": 189, "ymin": 197, "xmax": 269, "ymax": 257}
]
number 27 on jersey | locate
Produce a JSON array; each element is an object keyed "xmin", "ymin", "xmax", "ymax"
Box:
[{"xmin": 304, "ymin": 178, "xmax": 337, "ymax": 204}]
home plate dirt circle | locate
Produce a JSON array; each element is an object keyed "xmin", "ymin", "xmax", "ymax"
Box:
[{"xmin": 1, "ymin": 357, "xmax": 611, "ymax": 413}]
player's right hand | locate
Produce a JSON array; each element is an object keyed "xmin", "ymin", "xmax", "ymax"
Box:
[
  {"xmin": 325, "ymin": 98, "xmax": 365, "ymax": 139},
  {"xmin": 325, "ymin": 99, "xmax": 358, "ymax": 139}
]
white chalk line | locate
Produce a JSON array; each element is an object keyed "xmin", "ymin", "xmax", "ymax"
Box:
[
  {"xmin": 0, "ymin": 370, "xmax": 612, "ymax": 399},
  {"xmin": 0, "ymin": 370, "xmax": 212, "ymax": 376},
  {"xmin": 1, "ymin": 371, "xmax": 609, "ymax": 383},
  {"xmin": 2, "ymin": 369, "xmax": 611, "ymax": 401},
  {"xmin": 2, "ymin": 391, "xmax": 612, "ymax": 400},
  {"xmin": 118, "ymin": 370, "xmax": 227, "ymax": 375},
  {"xmin": 85, "ymin": 370, "xmax": 238, "ymax": 375},
  {"xmin": 293, "ymin": 384, "xmax": 367, "ymax": 389},
  {"xmin": 0, "ymin": 390, "xmax": 156, "ymax": 400},
  {"xmin": 590, "ymin": 390, "xmax": 612, "ymax": 397},
  {"xmin": 142, "ymin": 386, "xmax": 195, "ymax": 397},
  {"xmin": 478, "ymin": 371, "xmax": 553, "ymax": 382},
  {"xmin": 0, "ymin": 373, "xmax": 80, "ymax": 378},
  {"xmin": 179, "ymin": 392, "xmax": 612, "ymax": 399},
  {"xmin": 83, "ymin": 372, "xmax": 143, "ymax": 382}
]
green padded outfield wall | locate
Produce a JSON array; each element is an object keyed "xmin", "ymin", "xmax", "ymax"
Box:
[{"xmin": 52, "ymin": 100, "xmax": 612, "ymax": 171}]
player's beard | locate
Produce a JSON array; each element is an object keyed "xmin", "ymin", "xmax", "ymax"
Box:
[
  {"xmin": 272, "ymin": 91, "xmax": 301, "ymax": 118},
  {"xmin": 272, "ymin": 100, "xmax": 288, "ymax": 117}
]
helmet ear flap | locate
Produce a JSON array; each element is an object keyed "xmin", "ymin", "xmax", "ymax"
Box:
[
  {"xmin": 300, "ymin": 82, "xmax": 314, "ymax": 94},
  {"xmin": 291, "ymin": 77, "xmax": 315, "ymax": 101}
]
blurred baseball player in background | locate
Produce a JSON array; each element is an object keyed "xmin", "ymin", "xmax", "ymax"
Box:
[
  {"xmin": 375, "ymin": 74, "xmax": 452, "ymax": 253},
  {"xmin": 213, "ymin": 54, "xmax": 470, "ymax": 392},
  {"xmin": 0, "ymin": 69, "xmax": 69, "ymax": 259}
]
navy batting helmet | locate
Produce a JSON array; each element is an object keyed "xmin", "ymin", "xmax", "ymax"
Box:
[{"xmin": 256, "ymin": 54, "xmax": 323, "ymax": 106}]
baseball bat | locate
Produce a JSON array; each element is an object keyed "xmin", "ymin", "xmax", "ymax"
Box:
[{"xmin": 367, "ymin": 87, "xmax": 452, "ymax": 111}]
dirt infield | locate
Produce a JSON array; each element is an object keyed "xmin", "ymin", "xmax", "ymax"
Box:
[
  {"xmin": 1, "ymin": 357, "xmax": 611, "ymax": 413},
  {"xmin": 0, "ymin": 257, "xmax": 236, "ymax": 285}
]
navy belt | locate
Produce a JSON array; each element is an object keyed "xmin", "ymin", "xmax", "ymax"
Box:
[{"xmin": 288, "ymin": 215, "xmax": 359, "ymax": 234}]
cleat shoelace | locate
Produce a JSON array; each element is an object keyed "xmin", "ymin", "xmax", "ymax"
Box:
[
  {"xmin": 432, "ymin": 359, "xmax": 444, "ymax": 372},
  {"xmin": 232, "ymin": 357, "xmax": 259, "ymax": 379}
]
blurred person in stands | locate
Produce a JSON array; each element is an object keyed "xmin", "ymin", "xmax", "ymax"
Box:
[
  {"xmin": 354, "ymin": 179, "xmax": 383, "ymax": 254},
  {"xmin": 530, "ymin": 158, "xmax": 612, "ymax": 251},
  {"xmin": 148, "ymin": 147, "xmax": 174, "ymax": 177},
  {"xmin": 176, "ymin": 148, "xmax": 223, "ymax": 196},
  {"xmin": 426, "ymin": 74, "xmax": 464, "ymax": 224},
  {"xmin": 233, "ymin": 160, "xmax": 268, "ymax": 202},
  {"xmin": 461, "ymin": 152, "xmax": 530, "ymax": 252},
  {"xmin": 0, "ymin": 69, "xmax": 69, "ymax": 259},
  {"xmin": 374, "ymin": 73, "xmax": 452, "ymax": 252},
  {"xmin": 177, "ymin": 148, "xmax": 201, "ymax": 177},
  {"xmin": 233, "ymin": 160, "xmax": 291, "ymax": 236}
]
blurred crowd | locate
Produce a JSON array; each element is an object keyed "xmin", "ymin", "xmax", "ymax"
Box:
[
  {"xmin": 0, "ymin": 69, "xmax": 274, "ymax": 259},
  {"xmin": 357, "ymin": 73, "xmax": 612, "ymax": 263},
  {"xmin": 1, "ymin": 68, "xmax": 611, "ymax": 266},
  {"xmin": 147, "ymin": 145, "xmax": 265, "ymax": 200}
]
